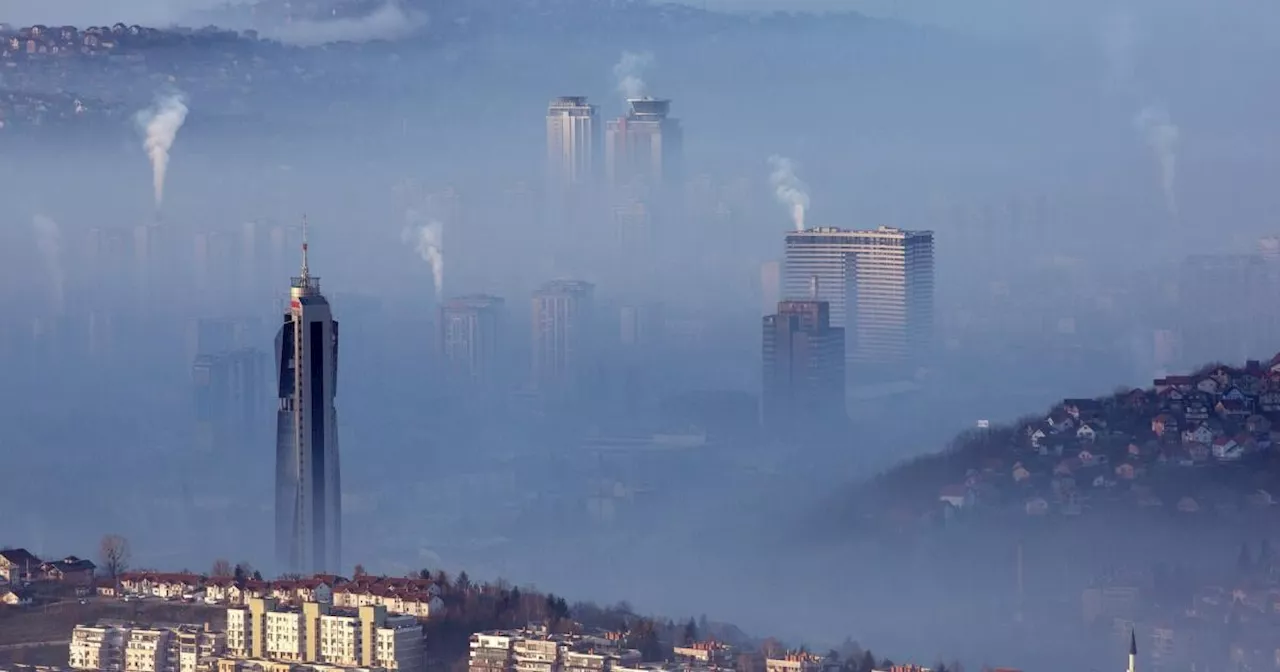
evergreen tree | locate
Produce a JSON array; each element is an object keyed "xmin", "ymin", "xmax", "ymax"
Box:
[
  {"xmin": 859, "ymin": 651, "xmax": 875, "ymax": 672},
  {"xmin": 683, "ymin": 618, "xmax": 698, "ymax": 645}
]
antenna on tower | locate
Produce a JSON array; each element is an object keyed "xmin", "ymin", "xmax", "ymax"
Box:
[{"xmin": 300, "ymin": 214, "xmax": 310, "ymax": 281}]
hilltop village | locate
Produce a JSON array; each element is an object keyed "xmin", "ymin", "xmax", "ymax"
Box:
[{"xmin": 877, "ymin": 355, "xmax": 1280, "ymax": 521}]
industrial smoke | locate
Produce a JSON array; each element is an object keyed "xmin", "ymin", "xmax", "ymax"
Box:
[
  {"xmin": 32, "ymin": 214, "xmax": 64, "ymax": 314},
  {"xmin": 613, "ymin": 51, "xmax": 654, "ymax": 101},
  {"xmin": 401, "ymin": 213, "xmax": 444, "ymax": 303},
  {"xmin": 1134, "ymin": 105, "xmax": 1181, "ymax": 217},
  {"xmin": 768, "ymin": 155, "xmax": 810, "ymax": 231},
  {"xmin": 134, "ymin": 91, "xmax": 189, "ymax": 210}
]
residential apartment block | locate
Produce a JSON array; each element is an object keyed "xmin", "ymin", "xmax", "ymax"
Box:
[
  {"xmin": 672, "ymin": 642, "xmax": 734, "ymax": 669},
  {"xmin": 468, "ymin": 628, "xmax": 640, "ymax": 672},
  {"xmin": 765, "ymin": 652, "xmax": 825, "ymax": 672},
  {"xmin": 69, "ymin": 623, "xmax": 224, "ymax": 672},
  {"xmin": 225, "ymin": 598, "xmax": 423, "ymax": 672}
]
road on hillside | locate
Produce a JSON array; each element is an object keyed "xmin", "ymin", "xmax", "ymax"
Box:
[{"xmin": 0, "ymin": 640, "xmax": 70, "ymax": 650}]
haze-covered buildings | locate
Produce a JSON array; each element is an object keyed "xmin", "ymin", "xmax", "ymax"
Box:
[
  {"xmin": 783, "ymin": 226, "xmax": 934, "ymax": 368},
  {"xmin": 440, "ymin": 294, "xmax": 505, "ymax": 391},
  {"xmin": 531, "ymin": 280, "xmax": 595, "ymax": 397},
  {"xmin": 762, "ymin": 299, "xmax": 846, "ymax": 430}
]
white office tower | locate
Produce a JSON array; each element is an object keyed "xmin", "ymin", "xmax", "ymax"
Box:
[
  {"xmin": 547, "ymin": 96, "xmax": 600, "ymax": 191},
  {"xmin": 784, "ymin": 226, "xmax": 934, "ymax": 365},
  {"xmin": 274, "ymin": 223, "xmax": 341, "ymax": 574}
]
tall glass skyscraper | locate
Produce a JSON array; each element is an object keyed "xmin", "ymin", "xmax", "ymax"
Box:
[{"xmin": 274, "ymin": 225, "xmax": 341, "ymax": 574}]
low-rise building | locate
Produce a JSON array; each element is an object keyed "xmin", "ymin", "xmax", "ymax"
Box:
[
  {"xmin": 40, "ymin": 556, "xmax": 97, "ymax": 585},
  {"xmin": 673, "ymin": 642, "xmax": 733, "ymax": 669},
  {"xmin": 765, "ymin": 652, "xmax": 824, "ymax": 672},
  {"xmin": 469, "ymin": 629, "xmax": 641, "ymax": 672},
  {"xmin": 0, "ymin": 548, "xmax": 42, "ymax": 582}
]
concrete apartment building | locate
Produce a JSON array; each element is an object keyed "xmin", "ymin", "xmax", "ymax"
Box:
[
  {"xmin": 765, "ymin": 652, "xmax": 825, "ymax": 672},
  {"xmin": 672, "ymin": 642, "xmax": 734, "ymax": 669},
  {"xmin": 123, "ymin": 629, "xmax": 172, "ymax": 672},
  {"xmin": 70, "ymin": 626, "xmax": 125, "ymax": 671},
  {"xmin": 514, "ymin": 637, "xmax": 561, "ymax": 672},
  {"xmin": 468, "ymin": 633, "xmax": 518, "ymax": 672},
  {"xmin": 69, "ymin": 623, "xmax": 224, "ymax": 672},
  {"xmin": 468, "ymin": 629, "xmax": 640, "ymax": 672},
  {"xmin": 225, "ymin": 598, "xmax": 423, "ymax": 672}
]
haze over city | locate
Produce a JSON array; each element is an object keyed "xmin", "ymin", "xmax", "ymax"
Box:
[{"xmin": 1, "ymin": 1, "xmax": 1280, "ymax": 672}]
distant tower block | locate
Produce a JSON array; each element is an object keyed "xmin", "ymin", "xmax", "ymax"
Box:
[
  {"xmin": 547, "ymin": 96, "xmax": 600, "ymax": 191},
  {"xmin": 604, "ymin": 97, "xmax": 683, "ymax": 194}
]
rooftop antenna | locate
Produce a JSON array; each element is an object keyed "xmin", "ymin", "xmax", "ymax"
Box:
[{"xmin": 300, "ymin": 214, "xmax": 310, "ymax": 281}]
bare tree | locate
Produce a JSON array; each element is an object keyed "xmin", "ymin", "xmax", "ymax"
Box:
[
  {"xmin": 353, "ymin": 563, "xmax": 367, "ymax": 577},
  {"xmin": 211, "ymin": 559, "xmax": 233, "ymax": 577},
  {"xmin": 99, "ymin": 534, "xmax": 130, "ymax": 579}
]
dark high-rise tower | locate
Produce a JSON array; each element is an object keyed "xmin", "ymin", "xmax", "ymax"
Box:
[
  {"xmin": 762, "ymin": 298, "xmax": 845, "ymax": 430},
  {"xmin": 274, "ymin": 220, "xmax": 341, "ymax": 574}
]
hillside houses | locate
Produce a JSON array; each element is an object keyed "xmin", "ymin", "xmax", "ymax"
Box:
[
  {"xmin": 111, "ymin": 571, "xmax": 444, "ymax": 619},
  {"xmin": 935, "ymin": 355, "xmax": 1280, "ymax": 519},
  {"xmin": 0, "ymin": 549, "xmax": 95, "ymax": 586}
]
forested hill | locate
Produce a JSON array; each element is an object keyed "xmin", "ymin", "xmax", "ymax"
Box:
[{"xmin": 860, "ymin": 356, "xmax": 1280, "ymax": 523}]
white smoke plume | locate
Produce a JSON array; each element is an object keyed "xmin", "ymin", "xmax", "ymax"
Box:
[
  {"xmin": 134, "ymin": 91, "xmax": 189, "ymax": 210},
  {"xmin": 613, "ymin": 51, "xmax": 655, "ymax": 100},
  {"xmin": 767, "ymin": 155, "xmax": 811, "ymax": 231},
  {"xmin": 1134, "ymin": 104, "xmax": 1181, "ymax": 217},
  {"xmin": 401, "ymin": 214, "xmax": 444, "ymax": 303},
  {"xmin": 32, "ymin": 214, "xmax": 64, "ymax": 314},
  {"xmin": 271, "ymin": 1, "xmax": 427, "ymax": 47}
]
